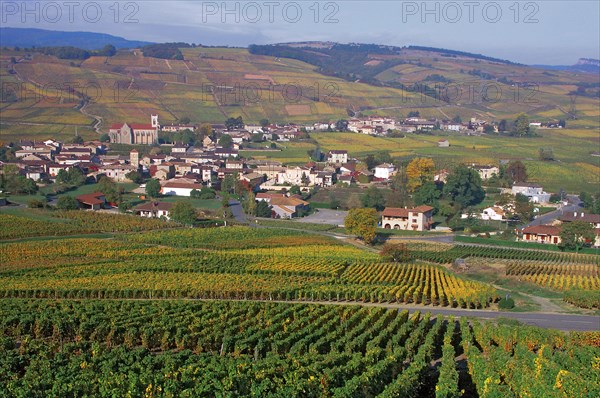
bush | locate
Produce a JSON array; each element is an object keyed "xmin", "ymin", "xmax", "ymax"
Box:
[
  {"xmin": 498, "ymin": 297, "xmax": 515, "ymax": 309},
  {"xmin": 28, "ymin": 199, "xmax": 46, "ymax": 208},
  {"xmin": 56, "ymin": 196, "xmax": 79, "ymax": 210}
]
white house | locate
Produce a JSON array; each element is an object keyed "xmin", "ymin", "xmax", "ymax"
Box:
[
  {"xmin": 374, "ymin": 163, "xmax": 395, "ymax": 180},
  {"xmin": 327, "ymin": 150, "xmax": 348, "ymax": 164},
  {"xmin": 161, "ymin": 180, "xmax": 203, "ymax": 196},
  {"xmin": 480, "ymin": 206, "xmax": 507, "ymax": 221},
  {"xmin": 512, "ymin": 183, "xmax": 551, "ymax": 204},
  {"xmin": 135, "ymin": 202, "xmax": 174, "ymax": 219}
]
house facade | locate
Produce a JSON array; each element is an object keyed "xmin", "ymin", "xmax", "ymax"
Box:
[
  {"xmin": 512, "ymin": 183, "xmax": 551, "ymax": 203},
  {"xmin": 327, "ymin": 150, "xmax": 348, "ymax": 164},
  {"xmin": 520, "ymin": 225, "xmax": 561, "ymax": 244},
  {"xmin": 381, "ymin": 206, "xmax": 434, "ymax": 231},
  {"xmin": 135, "ymin": 202, "xmax": 173, "ymax": 219}
]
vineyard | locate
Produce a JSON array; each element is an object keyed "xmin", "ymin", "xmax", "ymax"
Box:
[
  {"xmin": 0, "ymin": 236, "xmax": 497, "ymax": 308},
  {"xmin": 0, "ymin": 299, "xmax": 598, "ymax": 397},
  {"xmin": 407, "ymin": 241, "xmax": 600, "ymax": 308},
  {"xmin": 0, "ymin": 211, "xmax": 176, "ymax": 240},
  {"xmin": 407, "ymin": 242, "xmax": 600, "ymax": 265}
]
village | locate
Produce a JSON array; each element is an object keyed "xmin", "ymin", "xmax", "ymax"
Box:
[{"xmin": 0, "ymin": 114, "xmax": 597, "ymax": 249}]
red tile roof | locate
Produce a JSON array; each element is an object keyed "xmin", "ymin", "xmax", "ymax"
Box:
[
  {"xmin": 76, "ymin": 192, "xmax": 105, "ymax": 206},
  {"xmin": 135, "ymin": 202, "xmax": 173, "ymax": 212},
  {"xmin": 522, "ymin": 225, "xmax": 561, "ymax": 236},
  {"xmin": 382, "ymin": 208, "xmax": 409, "ymax": 218}
]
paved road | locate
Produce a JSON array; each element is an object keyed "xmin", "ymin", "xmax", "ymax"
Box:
[
  {"xmin": 228, "ymin": 199, "xmax": 248, "ymax": 224},
  {"xmin": 525, "ymin": 195, "xmax": 581, "ymax": 228}
]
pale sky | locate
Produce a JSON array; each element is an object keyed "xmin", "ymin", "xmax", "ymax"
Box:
[{"xmin": 2, "ymin": 0, "xmax": 599, "ymax": 64}]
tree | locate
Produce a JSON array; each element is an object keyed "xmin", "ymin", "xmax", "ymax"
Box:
[
  {"xmin": 99, "ymin": 133, "xmax": 110, "ymax": 142},
  {"xmin": 308, "ymin": 145, "xmax": 322, "ymax": 162},
  {"xmin": 406, "ymin": 157, "xmax": 435, "ymax": 192},
  {"xmin": 483, "ymin": 124, "xmax": 495, "ymax": 134},
  {"xmin": 218, "ymin": 134, "xmax": 233, "ymax": 149},
  {"xmin": 361, "ymin": 186, "xmax": 386, "ymax": 211},
  {"xmin": 170, "ymin": 201, "xmax": 197, "ymax": 226},
  {"xmin": 221, "ymin": 174, "xmax": 236, "ymax": 194},
  {"xmin": 345, "ymin": 208, "xmax": 378, "ymax": 244},
  {"xmin": 364, "ymin": 154, "xmax": 377, "ymax": 170},
  {"xmin": 225, "ymin": 116, "xmax": 244, "ymax": 130},
  {"xmin": 179, "ymin": 116, "xmax": 191, "ymax": 125},
  {"xmin": 558, "ymin": 119, "xmax": 566, "ymax": 128},
  {"xmin": 56, "ymin": 196, "xmax": 79, "ymax": 210},
  {"xmin": 71, "ymin": 135, "xmax": 84, "ymax": 144},
  {"xmin": 126, "ymin": 171, "xmax": 143, "ymax": 184},
  {"xmin": 301, "ymin": 172, "xmax": 310, "ymax": 187},
  {"xmin": 498, "ymin": 119, "xmax": 507, "ymax": 132},
  {"xmin": 97, "ymin": 44, "xmax": 116, "ymax": 56},
  {"xmin": 199, "ymin": 123, "xmax": 212, "ymax": 139},
  {"xmin": 56, "ymin": 167, "xmax": 86, "ymax": 186},
  {"xmin": 413, "ymin": 181, "xmax": 441, "ymax": 210},
  {"xmin": 380, "ymin": 243, "xmax": 411, "ymax": 263},
  {"xmin": 199, "ymin": 187, "xmax": 216, "ymax": 199},
  {"xmin": 505, "ymin": 161, "xmax": 527, "ymax": 183},
  {"xmin": 407, "ymin": 111, "xmax": 420, "ymax": 118},
  {"xmin": 290, "ymin": 185, "xmax": 301, "ymax": 195},
  {"xmin": 190, "ymin": 189, "xmax": 201, "ymax": 198},
  {"xmin": 242, "ymin": 191, "xmax": 257, "ymax": 216},
  {"xmin": 256, "ymin": 200, "xmax": 272, "ymax": 217},
  {"xmin": 513, "ymin": 113, "xmax": 531, "ymax": 136},
  {"xmin": 389, "ymin": 165, "xmax": 411, "ymax": 208},
  {"xmin": 329, "ymin": 194, "xmax": 341, "ymax": 210},
  {"xmin": 251, "ymin": 133, "xmax": 264, "ymax": 143},
  {"xmin": 452, "ymin": 115, "xmax": 462, "ymax": 123},
  {"xmin": 146, "ymin": 179, "xmax": 161, "ymax": 198},
  {"xmin": 539, "ymin": 147, "xmax": 554, "ymax": 161},
  {"xmin": 443, "ymin": 165, "xmax": 485, "ymax": 209},
  {"xmin": 259, "ymin": 118, "xmax": 270, "ymax": 127},
  {"xmin": 559, "ymin": 221, "xmax": 595, "ymax": 252},
  {"xmin": 0, "ymin": 164, "xmax": 38, "ymax": 194},
  {"xmin": 335, "ymin": 119, "xmax": 348, "ymax": 131},
  {"xmin": 512, "ymin": 193, "xmax": 535, "ymax": 222},
  {"xmin": 98, "ymin": 176, "xmax": 122, "ymax": 204}
]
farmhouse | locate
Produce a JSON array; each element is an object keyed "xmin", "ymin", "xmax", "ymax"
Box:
[
  {"xmin": 327, "ymin": 150, "xmax": 348, "ymax": 164},
  {"xmin": 269, "ymin": 196, "xmax": 310, "ymax": 219},
  {"xmin": 135, "ymin": 202, "xmax": 173, "ymax": 219},
  {"xmin": 76, "ymin": 192, "xmax": 106, "ymax": 210},
  {"xmin": 559, "ymin": 211, "xmax": 600, "ymax": 228},
  {"xmin": 471, "ymin": 164, "xmax": 499, "ymax": 180},
  {"xmin": 374, "ymin": 163, "xmax": 395, "ymax": 180},
  {"xmin": 520, "ymin": 225, "xmax": 561, "ymax": 244},
  {"xmin": 512, "ymin": 183, "xmax": 551, "ymax": 204},
  {"xmin": 161, "ymin": 180, "xmax": 203, "ymax": 197},
  {"xmin": 381, "ymin": 206, "xmax": 434, "ymax": 231},
  {"xmin": 480, "ymin": 206, "xmax": 508, "ymax": 221},
  {"xmin": 98, "ymin": 164, "xmax": 137, "ymax": 182}
]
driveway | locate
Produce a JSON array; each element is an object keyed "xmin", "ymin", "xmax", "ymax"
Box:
[{"xmin": 296, "ymin": 208, "xmax": 348, "ymax": 226}]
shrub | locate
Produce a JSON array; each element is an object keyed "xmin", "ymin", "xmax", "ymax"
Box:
[
  {"xmin": 498, "ymin": 297, "xmax": 515, "ymax": 309},
  {"xmin": 28, "ymin": 199, "xmax": 45, "ymax": 209}
]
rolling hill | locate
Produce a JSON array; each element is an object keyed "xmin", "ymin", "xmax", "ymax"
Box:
[
  {"xmin": 0, "ymin": 40, "xmax": 598, "ymax": 192},
  {"xmin": 0, "ymin": 28, "xmax": 153, "ymax": 50}
]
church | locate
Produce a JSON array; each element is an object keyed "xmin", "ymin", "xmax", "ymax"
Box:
[{"xmin": 108, "ymin": 115, "xmax": 159, "ymax": 145}]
